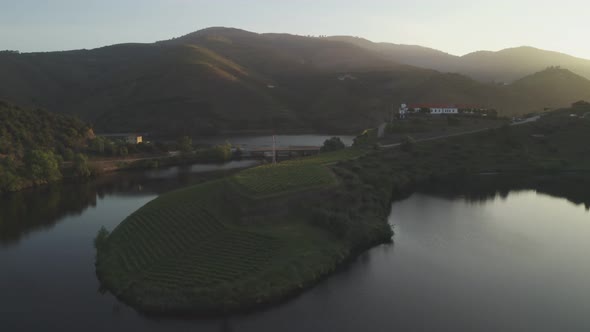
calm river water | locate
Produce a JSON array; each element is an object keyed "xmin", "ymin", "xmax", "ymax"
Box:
[
  {"xmin": 0, "ymin": 170, "xmax": 589, "ymax": 331},
  {"xmin": 193, "ymin": 134, "xmax": 356, "ymax": 148}
]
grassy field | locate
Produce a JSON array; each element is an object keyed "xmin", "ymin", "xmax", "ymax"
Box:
[
  {"xmin": 232, "ymin": 163, "xmax": 336, "ymax": 197},
  {"xmin": 232, "ymin": 148, "xmax": 365, "ymax": 197},
  {"xmin": 96, "ymin": 107, "xmax": 590, "ymax": 315}
]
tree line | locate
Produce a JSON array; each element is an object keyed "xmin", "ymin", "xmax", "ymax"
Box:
[
  {"xmin": 0, "ymin": 101, "xmax": 241, "ymax": 193},
  {"xmin": 0, "ymin": 101, "xmax": 96, "ymax": 192}
]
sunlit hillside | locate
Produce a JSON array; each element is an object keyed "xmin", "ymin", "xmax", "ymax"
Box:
[{"xmin": 2, "ymin": 28, "xmax": 590, "ymax": 135}]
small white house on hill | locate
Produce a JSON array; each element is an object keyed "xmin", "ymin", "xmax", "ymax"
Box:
[
  {"xmin": 402, "ymin": 103, "xmax": 459, "ymax": 115},
  {"xmin": 399, "ymin": 103, "xmax": 492, "ymax": 118}
]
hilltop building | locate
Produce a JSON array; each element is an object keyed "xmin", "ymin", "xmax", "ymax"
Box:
[{"xmin": 399, "ymin": 103, "xmax": 494, "ymax": 118}]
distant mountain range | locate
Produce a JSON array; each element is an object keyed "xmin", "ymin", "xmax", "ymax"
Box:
[
  {"xmin": 327, "ymin": 36, "xmax": 590, "ymax": 83},
  {"xmin": 1, "ymin": 27, "xmax": 590, "ymax": 135}
]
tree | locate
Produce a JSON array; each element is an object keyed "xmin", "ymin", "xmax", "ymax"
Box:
[
  {"xmin": 178, "ymin": 136, "xmax": 193, "ymax": 154},
  {"xmin": 107, "ymin": 143, "xmax": 117, "ymax": 156},
  {"xmin": 353, "ymin": 129, "xmax": 377, "ymax": 147},
  {"xmin": 196, "ymin": 142, "xmax": 232, "ymax": 162},
  {"xmin": 119, "ymin": 146, "xmax": 128, "ymax": 157},
  {"xmin": 73, "ymin": 153, "xmax": 91, "ymax": 177},
  {"xmin": 26, "ymin": 150, "xmax": 62, "ymax": 183},
  {"xmin": 90, "ymin": 137, "xmax": 106, "ymax": 154},
  {"xmin": 321, "ymin": 137, "xmax": 346, "ymax": 152},
  {"xmin": 94, "ymin": 226, "xmax": 110, "ymax": 249},
  {"xmin": 217, "ymin": 141, "xmax": 232, "ymax": 161},
  {"xmin": 0, "ymin": 160, "xmax": 24, "ymax": 192},
  {"xmin": 63, "ymin": 148, "xmax": 75, "ymax": 161}
]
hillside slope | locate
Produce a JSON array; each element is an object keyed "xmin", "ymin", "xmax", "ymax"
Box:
[
  {"xmin": 459, "ymin": 47, "xmax": 590, "ymax": 82},
  {"xmin": 329, "ymin": 37, "xmax": 590, "ymax": 83},
  {"xmin": 509, "ymin": 67, "xmax": 590, "ymax": 109},
  {"xmin": 326, "ymin": 36, "xmax": 460, "ymax": 73},
  {"xmin": 2, "ymin": 28, "xmax": 590, "ymax": 134}
]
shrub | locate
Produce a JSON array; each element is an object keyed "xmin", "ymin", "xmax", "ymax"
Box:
[
  {"xmin": 178, "ymin": 136, "xmax": 193, "ymax": 154},
  {"xmin": 26, "ymin": 150, "xmax": 62, "ymax": 183},
  {"xmin": 311, "ymin": 208, "xmax": 351, "ymax": 239},
  {"xmin": 321, "ymin": 137, "xmax": 345, "ymax": 152},
  {"xmin": 73, "ymin": 153, "xmax": 92, "ymax": 177},
  {"xmin": 94, "ymin": 226, "xmax": 110, "ymax": 250},
  {"xmin": 63, "ymin": 148, "xmax": 75, "ymax": 161},
  {"xmin": 196, "ymin": 142, "xmax": 232, "ymax": 162},
  {"xmin": 353, "ymin": 129, "xmax": 377, "ymax": 147}
]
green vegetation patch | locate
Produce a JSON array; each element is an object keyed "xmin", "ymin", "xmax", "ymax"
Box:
[
  {"xmin": 96, "ymin": 147, "xmax": 377, "ymax": 314},
  {"xmin": 232, "ymin": 148, "xmax": 365, "ymax": 197},
  {"xmin": 299, "ymin": 148, "xmax": 366, "ymax": 165},
  {"xmin": 96, "ymin": 178, "xmax": 349, "ymax": 314},
  {"xmin": 232, "ymin": 163, "xmax": 336, "ymax": 197}
]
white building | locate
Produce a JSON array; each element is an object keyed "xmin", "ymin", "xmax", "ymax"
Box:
[
  {"xmin": 400, "ymin": 103, "xmax": 464, "ymax": 118},
  {"xmin": 399, "ymin": 103, "xmax": 409, "ymax": 119},
  {"xmin": 412, "ymin": 104, "xmax": 459, "ymax": 114}
]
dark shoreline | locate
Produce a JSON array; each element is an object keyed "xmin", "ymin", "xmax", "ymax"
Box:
[{"xmin": 98, "ymin": 231, "xmax": 394, "ymax": 320}]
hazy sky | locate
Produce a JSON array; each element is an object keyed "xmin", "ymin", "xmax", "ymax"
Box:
[{"xmin": 1, "ymin": 0, "xmax": 589, "ymax": 59}]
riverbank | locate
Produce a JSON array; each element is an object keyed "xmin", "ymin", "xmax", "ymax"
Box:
[
  {"xmin": 96, "ymin": 109, "xmax": 590, "ymax": 315},
  {"xmin": 6, "ymin": 133, "xmax": 355, "ymax": 194}
]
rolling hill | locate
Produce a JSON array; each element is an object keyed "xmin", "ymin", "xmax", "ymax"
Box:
[
  {"xmin": 459, "ymin": 47, "xmax": 590, "ymax": 83},
  {"xmin": 1, "ymin": 27, "xmax": 590, "ymax": 135},
  {"xmin": 329, "ymin": 37, "xmax": 590, "ymax": 83}
]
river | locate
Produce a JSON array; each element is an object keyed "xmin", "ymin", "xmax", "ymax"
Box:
[
  {"xmin": 192, "ymin": 134, "xmax": 356, "ymax": 148},
  {"xmin": 0, "ymin": 171, "xmax": 589, "ymax": 331}
]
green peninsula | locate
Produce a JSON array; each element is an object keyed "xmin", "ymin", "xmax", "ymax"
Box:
[{"xmin": 96, "ymin": 106, "xmax": 590, "ymax": 315}]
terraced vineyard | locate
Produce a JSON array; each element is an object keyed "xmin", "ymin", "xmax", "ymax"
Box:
[
  {"xmin": 298, "ymin": 148, "xmax": 366, "ymax": 165},
  {"xmin": 233, "ymin": 163, "xmax": 336, "ymax": 196},
  {"xmin": 96, "ymin": 147, "xmax": 369, "ymax": 314},
  {"xmin": 232, "ymin": 148, "xmax": 366, "ymax": 197},
  {"xmin": 141, "ymin": 230, "xmax": 279, "ymax": 288},
  {"xmin": 97, "ymin": 179, "xmax": 284, "ymax": 298}
]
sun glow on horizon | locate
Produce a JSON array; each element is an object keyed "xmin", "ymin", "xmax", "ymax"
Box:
[{"xmin": 1, "ymin": 0, "xmax": 589, "ymax": 59}]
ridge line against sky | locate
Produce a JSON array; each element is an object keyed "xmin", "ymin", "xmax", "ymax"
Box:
[{"xmin": 1, "ymin": 0, "xmax": 589, "ymax": 59}]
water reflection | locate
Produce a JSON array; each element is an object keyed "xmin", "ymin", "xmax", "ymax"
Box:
[
  {"xmin": 417, "ymin": 174, "xmax": 590, "ymax": 210},
  {"xmin": 0, "ymin": 172, "xmax": 588, "ymax": 332},
  {"xmin": 0, "ymin": 160, "xmax": 257, "ymax": 247},
  {"xmin": 193, "ymin": 135, "xmax": 356, "ymax": 148}
]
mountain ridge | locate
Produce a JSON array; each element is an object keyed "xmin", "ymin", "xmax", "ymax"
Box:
[{"xmin": 1, "ymin": 27, "xmax": 590, "ymax": 135}]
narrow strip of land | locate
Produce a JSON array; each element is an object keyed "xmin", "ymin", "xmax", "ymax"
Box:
[{"xmin": 380, "ymin": 116, "xmax": 540, "ymax": 148}]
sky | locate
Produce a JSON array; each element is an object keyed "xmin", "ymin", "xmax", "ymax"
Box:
[{"xmin": 1, "ymin": 0, "xmax": 589, "ymax": 59}]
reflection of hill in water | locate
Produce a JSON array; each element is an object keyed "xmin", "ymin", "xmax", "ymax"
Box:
[
  {"xmin": 418, "ymin": 174, "xmax": 590, "ymax": 210},
  {"xmin": 4, "ymin": 169, "xmax": 587, "ymax": 247},
  {"xmin": 0, "ymin": 169, "xmax": 232, "ymax": 247}
]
